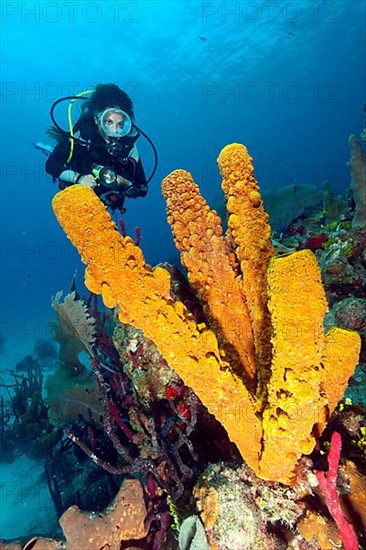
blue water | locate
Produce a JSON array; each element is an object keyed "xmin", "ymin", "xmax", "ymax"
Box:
[{"xmin": 0, "ymin": 0, "xmax": 365, "ymax": 540}]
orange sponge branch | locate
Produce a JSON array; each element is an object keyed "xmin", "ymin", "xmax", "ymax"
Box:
[{"xmin": 162, "ymin": 168, "xmax": 256, "ymax": 385}]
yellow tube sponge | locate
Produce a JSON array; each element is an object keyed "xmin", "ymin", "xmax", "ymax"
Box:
[
  {"xmin": 162, "ymin": 169, "xmax": 256, "ymax": 383},
  {"xmin": 217, "ymin": 144, "xmax": 274, "ymax": 390},
  {"xmin": 321, "ymin": 327, "xmax": 361, "ymax": 414},
  {"xmin": 259, "ymin": 250, "xmax": 328, "ymax": 482},
  {"xmin": 52, "ymin": 185, "xmax": 263, "ymax": 474},
  {"xmin": 52, "ymin": 139, "xmax": 361, "ymax": 486}
]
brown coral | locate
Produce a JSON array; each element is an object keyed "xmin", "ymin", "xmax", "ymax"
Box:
[
  {"xmin": 59, "ymin": 478, "xmax": 148, "ymax": 549},
  {"xmin": 297, "ymin": 509, "xmax": 342, "ymax": 549},
  {"xmin": 10, "ymin": 479, "xmax": 149, "ymax": 550}
]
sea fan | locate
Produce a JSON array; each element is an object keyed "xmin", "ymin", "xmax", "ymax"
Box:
[{"xmin": 51, "ymin": 291, "xmax": 96, "ymax": 358}]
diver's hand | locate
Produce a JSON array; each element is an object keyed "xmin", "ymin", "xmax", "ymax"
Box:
[
  {"xmin": 117, "ymin": 176, "xmax": 138, "ymax": 197},
  {"xmin": 77, "ymin": 174, "xmax": 98, "ymax": 188},
  {"xmin": 124, "ymin": 184, "xmax": 140, "ymax": 198},
  {"xmin": 116, "ymin": 175, "xmax": 133, "ymax": 190}
]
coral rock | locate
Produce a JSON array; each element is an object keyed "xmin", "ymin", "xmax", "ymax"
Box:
[
  {"xmin": 297, "ymin": 509, "xmax": 342, "ymax": 549},
  {"xmin": 348, "ymin": 135, "xmax": 366, "ymax": 228},
  {"xmin": 341, "ymin": 460, "xmax": 366, "ymax": 532},
  {"xmin": 59, "ymin": 478, "xmax": 148, "ymax": 549}
]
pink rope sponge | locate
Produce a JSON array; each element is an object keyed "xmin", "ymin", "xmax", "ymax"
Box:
[{"xmin": 316, "ymin": 431, "xmax": 359, "ymax": 550}]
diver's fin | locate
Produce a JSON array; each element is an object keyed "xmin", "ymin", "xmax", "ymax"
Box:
[{"xmin": 32, "ymin": 142, "xmax": 54, "ymax": 157}]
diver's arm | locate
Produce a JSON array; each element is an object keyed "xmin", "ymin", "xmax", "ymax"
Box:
[
  {"xmin": 58, "ymin": 171, "xmax": 97, "ymax": 188},
  {"xmin": 45, "ymin": 140, "xmax": 70, "ymax": 178},
  {"xmin": 46, "ymin": 141, "xmax": 96, "ymax": 188},
  {"xmin": 50, "ymin": 167, "xmax": 97, "ymax": 189},
  {"xmin": 45, "ymin": 143, "xmax": 81, "ymax": 188},
  {"xmin": 58, "ymin": 170, "xmax": 79, "ymax": 183}
]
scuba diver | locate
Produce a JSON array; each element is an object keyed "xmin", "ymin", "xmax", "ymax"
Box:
[{"xmin": 45, "ymin": 84, "xmax": 157, "ymax": 211}]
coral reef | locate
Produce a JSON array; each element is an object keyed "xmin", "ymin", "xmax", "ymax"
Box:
[
  {"xmin": 52, "ymin": 143, "xmax": 361, "ymax": 486},
  {"xmin": 0, "ymin": 356, "xmax": 61, "ymax": 459},
  {"xmin": 333, "ymin": 298, "xmax": 366, "ymax": 362},
  {"xmin": 348, "ymin": 135, "xmax": 366, "ymax": 228},
  {"xmin": 52, "ymin": 180, "xmax": 265, "ymax": 478},
  {"xmin": 193, "ymin": 461, "xmax": 313, "ymax": 549},
  {"xmin": 113, "ymin": 322, "xmax": 181, "ymax": 408},
  {"xmin": 320, "ymin": 228, "xmax": 366, "ymax": 303},
  {"xmin": 3, "ymin": 139, "xmax": 365, "ymax": 549},
  {"xmin": 196, "ymin": 472, "xmax": 274, "ymax": 550},
  {"xmin": 44, "ymin": 289, "xmax": 200, "ymax": 546}
]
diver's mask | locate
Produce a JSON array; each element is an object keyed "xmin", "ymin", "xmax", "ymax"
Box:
[{"xmin": 96, "ymin": 108, "xmax": 132, "ymax": 139}]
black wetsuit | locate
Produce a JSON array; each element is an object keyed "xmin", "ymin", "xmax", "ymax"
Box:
[{"xmin": 46, "ymin": 121, "xmax": 147, "ymax": 210}]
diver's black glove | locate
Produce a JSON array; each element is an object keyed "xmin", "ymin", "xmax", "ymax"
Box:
[
  {"xmin": 124, "ymin": 183, "xmax": 146, "ymax": 198},
  {"xmin": 126, "ymin": 184, "xmax": 148, "ymax": 198},
  {"xmin": 139, "ymin": 184, "xmax": 148, "ymax": 197}
]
